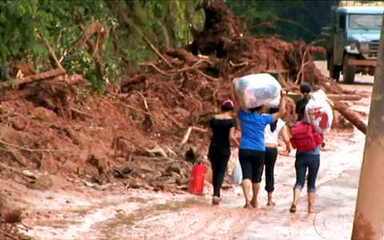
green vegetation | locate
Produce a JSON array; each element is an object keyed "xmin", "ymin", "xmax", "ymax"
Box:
[{"xmin": 0, "ymin": 0, "xmax": 204, "ymax": 91}]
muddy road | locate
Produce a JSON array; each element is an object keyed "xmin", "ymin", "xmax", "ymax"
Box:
[{"xmin": 15, "ymin": 62, "xmax": 373, "ymax": 240}]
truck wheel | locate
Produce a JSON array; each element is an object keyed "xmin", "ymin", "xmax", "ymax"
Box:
[
  {"xmin": 330, "ymin": 65, "xmax": 340, "ymax": 81},
  {"xmin": 328, "ymin": 54, "xmax": 340, "ymax": 81},
  {"xmin": 343, "ymin": 55, "xmax": 355, "ymax": 84}
]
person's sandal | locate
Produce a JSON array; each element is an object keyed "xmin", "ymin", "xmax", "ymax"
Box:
[
  {"xmin": 289, "ymin": 204, "xmax": 296, "ymax": 213},
  {"xmin": 212, "ymin": 197, "xmax": 221, "ymax": 205}
]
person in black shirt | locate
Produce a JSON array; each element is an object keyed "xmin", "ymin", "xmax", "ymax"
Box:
[
  {"xmin": 208, "ymin": 100, "xmax": 238, "ymax": 205},
  {"xmin": 295, "ymin": 83, "xmax": 312, "ymax": 121}
]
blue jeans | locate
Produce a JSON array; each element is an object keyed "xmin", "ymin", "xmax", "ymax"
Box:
[{"xmin": 294, "ymin": 153, "xmax": 320, "ymax": 192}]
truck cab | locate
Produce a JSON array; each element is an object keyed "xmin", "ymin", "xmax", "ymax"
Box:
[{"xmin": 327, "ymin": 6, "xmax": 383, "ymax": 83}]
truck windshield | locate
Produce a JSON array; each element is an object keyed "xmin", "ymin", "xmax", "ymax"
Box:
[{"xmin": 349, "ymin": 14, "xmax": 382, "ymax": 30}]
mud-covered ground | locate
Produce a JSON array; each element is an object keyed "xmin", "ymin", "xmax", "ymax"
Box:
[{"xmin": 6, "ymin": 62, "xmax": 372, "ymax": 240}]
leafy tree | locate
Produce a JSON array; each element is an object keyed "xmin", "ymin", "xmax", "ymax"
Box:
[{"xmin": 226, "ymin": 0, "xmax": 339, "ymax": 43}]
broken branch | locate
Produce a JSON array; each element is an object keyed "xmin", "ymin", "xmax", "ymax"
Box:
[
  {"xmin": 0, "ymin": 68, "xmax": 66, "ymax": 90},
  {"xmin": 181, "ymin": 127, "xmax": 193, "ymax": 146},
  {"xmin": 36, "ymin": 31, "xmax": 65, "ymax": 71},
  {"xmin": 332, "ymin": 101, "xmax": 367, "ymax": 134},
  {"xmin": 139, "ymin": 62, "xmax": 171, "ymax": 76},
  {"xmin": 229, "ymin": 60, "xmax": 249, "ymax": 68},
  {"xmin": 180, "ymin": 126, "xmax": 208, "ymax": 146}
]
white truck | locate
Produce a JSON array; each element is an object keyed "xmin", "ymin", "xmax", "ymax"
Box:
[{"xmin": 326, "ymin": 2, "xmax": 384, "ymax": 83}]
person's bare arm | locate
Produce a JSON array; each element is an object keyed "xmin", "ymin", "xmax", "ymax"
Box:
[
  {"xmin": 272, "ymin": 93, "xmax": 287, "ymax": 121},
  {"xmin": 280, "ymin": 125, "xmax": 292, "ymax": 153},
  {"xmin": 230, "ymin": 127, "xmax": 239, "ymax": 147}
]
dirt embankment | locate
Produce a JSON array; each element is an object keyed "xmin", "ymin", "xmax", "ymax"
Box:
[{"xmin": 0, "ymin": 1, "xmax": 364, "ymax": 238}]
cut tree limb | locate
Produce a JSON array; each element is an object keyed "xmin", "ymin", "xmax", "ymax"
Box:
[
  {"xmin": 332, "ymin": 101, "xmax": 367, "ymax": 134},
  {"xmin": 327, "ymin": 94, "xmax": 362, "ymax": 101},
  {"xmin": 0, "ymin": 68, "xmax": 66, "ymax": 90}
]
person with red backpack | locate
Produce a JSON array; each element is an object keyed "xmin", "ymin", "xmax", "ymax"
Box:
[{"xmin": 289, "ymin": 83, "xmax": 323, "ymax": 214}]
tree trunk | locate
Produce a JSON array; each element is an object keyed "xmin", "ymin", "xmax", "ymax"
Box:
[{"xmin": 352, "ymin": 18, "xmax": 384, "ymax": 240}]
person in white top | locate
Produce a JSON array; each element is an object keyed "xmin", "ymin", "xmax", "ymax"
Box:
[{"xmin": 263, "ymin": 107, "xmax": 291, "ymax": 206}]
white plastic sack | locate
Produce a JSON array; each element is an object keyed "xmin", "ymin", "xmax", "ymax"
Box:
[
  {"xmin": 232, "ymin": 159, "xmax": 243, "ymax": 185},
  {"xmin": 305, "ymin": 89, "xmax": 333, "ymax": 133},
  {"xmin": 233, "ymin": 73, "xmax": 282, "ymax": 109}
]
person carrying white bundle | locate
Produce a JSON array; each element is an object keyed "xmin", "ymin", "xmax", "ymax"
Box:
[{"xmin": 233, "ymin": 74, "xmax": 286, "ymax": 209}]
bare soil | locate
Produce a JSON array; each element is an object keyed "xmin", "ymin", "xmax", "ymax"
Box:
[{"xmin": 0, "ymin": 0, "xmax": 374, "ymax": 239}]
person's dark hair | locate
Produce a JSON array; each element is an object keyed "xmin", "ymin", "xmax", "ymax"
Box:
[
  {"xmin": 269, "ymin": 107, "xmax": 279, "ymax": 132},
  {"xmin": 300, "ymin": 83, "xmax": 312, "ymax": 94},
  {"xmin": 248, "ymin": 106, "xmax": 263, "ymax": 113},
  {"xmin": 268, "ymin": 107, "xmax": 279, "ymax": 114},
  {"xmin": 221, "ymin": 99, "xmax": 234, "ymax": 112}
]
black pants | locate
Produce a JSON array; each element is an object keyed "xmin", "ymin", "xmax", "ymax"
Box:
[
  {"xmin": 209, "ymin": 150, "xmax": 230, "ymax": 197},
  {"xmin": 294, "ymin": 153, "xmax": 320, "ymax": 192},
  {"xmin": 239, "ymin": 149, "xmax": 265, "ymax": 183},
  {"xmin": 264, "ymin": 147, "xmax": 278, "ymax": 193}
]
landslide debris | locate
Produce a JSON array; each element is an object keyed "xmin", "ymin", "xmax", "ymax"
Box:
[{"xmin": 0, "ymin": 0, "xmax": 361, "ymax": 198}]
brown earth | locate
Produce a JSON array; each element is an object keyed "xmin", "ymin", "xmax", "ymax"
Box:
[{"xmin": 0, "ymin": 1, "xmax": 364, "ymax": 239}]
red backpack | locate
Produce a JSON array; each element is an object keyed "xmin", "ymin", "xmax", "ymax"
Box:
[{"xmin": 290, "ymin": 121, "xmax": 323, "ymax": 152}]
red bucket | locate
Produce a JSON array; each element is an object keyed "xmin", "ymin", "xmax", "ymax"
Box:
[{"xmin": 188, "ymin": 163, "xmax": 206, "ymax": 195}]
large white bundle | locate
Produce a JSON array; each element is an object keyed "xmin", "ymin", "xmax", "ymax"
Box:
[
  {"xmin": 305, "ymin": 89, "xmax": 333, "ymax": 133},
  {"xmin": 233, "ymin": 73, "xmax": 281, "ymax": 109}
]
